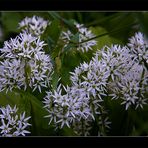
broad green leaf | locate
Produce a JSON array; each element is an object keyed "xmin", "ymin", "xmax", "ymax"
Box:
[
  {"xmin": 0, "ymin": 91, "xmax": 31, "ymax": 115},
  {"xmin": 59, "ymin": 127, "xmax": 77, "ymax": 136},
  {"xmin": 90, "ymin": 26, "xmax": 123, "ymax": 50},
  {"xmin": 134, "ymin": 12, "xmax": 148, "ymax": 38},
  {"xmin": 28, "ymin": 92, "xmax": 54, "ymax": 135}
]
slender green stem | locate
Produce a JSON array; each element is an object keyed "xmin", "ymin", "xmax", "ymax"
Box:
[
  {"xmin": 24, "ymin": 59, "xmax": 31, "ymax": 92},
  {"xmin": 99, "ymin": 107, "xmax": 106, "ymax": 136},
  {"xmin": 70, "ymin": 22, "xmax": 137, "ymax": 45}
]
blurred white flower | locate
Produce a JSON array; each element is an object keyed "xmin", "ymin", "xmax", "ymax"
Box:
[
  {"xmin": 116, "ymin": 64, "xmax": 147, "ymax": 110},
  {"xmin": 0, "ymin": 105, "xmax": 31, "ymax": 137},
  {"xmin": 127, "ymin": 32, "xmax": 148, "ymax": 64},
  {"xmin": 61, "ymin": 22, "xmax": 97, "ymax": 52},
  {"xmin": 19, "ymin": 15, "xmax": 50, "ymax": 36},
  {"xmin": 43, "ymin": 50, "xmax": 111, "ymax": 133}
]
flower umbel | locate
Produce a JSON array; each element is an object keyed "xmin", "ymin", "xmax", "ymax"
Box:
[
  {"xmin": 0, "ymin": 32, "xmax": 53, "ymax": 92},
  {"xmin": 61, "ymin": 22, "xmax": 97, "ymax": 52},
  {"xmin": 0, "ymin": 105, "xmax": 31, "ymax": 137},
  {"xmin": 19, "ymin": 15, "xmax": 50, "ymax": 36}
]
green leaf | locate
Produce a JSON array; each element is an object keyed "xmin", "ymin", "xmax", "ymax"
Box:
[
  {"xmin": 60, "ymin": 127, "xmax": 77, "ymax": 136},
  {"xmin": 90, "ymin": 26, "xmax": 123, "ymax": 50},
  {"xmin": 48, "ymin": 12, "xmax": 77, "ymax": 33},
  {"xmin": 42, "ymin": 19, "xmax": 61, "ymax": 45},
  {"xmin": 0, "ymin": 91, "xmax": 31, "ymax": 115},
  {"xmin": 134, "ymin": 12, "xmax": 148, "ymax": 38},
  {"xmin": 41, "ymin": 19, "xmax": 62, "ymax": 59},
  {"xmin": 28, "ymin": 92, "xmax": 54, "ymax": 135},
  {"xmin": 1, "ymin": 12, "xmax": 21, "ymax": 33}
]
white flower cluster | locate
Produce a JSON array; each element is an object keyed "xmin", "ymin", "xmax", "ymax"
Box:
[
  {"xmin": 128, "ymin": 32, "xmax": 148, "ymax": 64},
  {"xmin": 43, "ymin": 84, "xmax": 93, "ymax": 129},
  {"xmin": 19, "ymin": 15, "xmax": 50, "ymax": 36},
  {"xmin": 0, "ymin": 105, "xmax": 31, "ymax": 137},
  {"xmin": 0, "ymin": 32, "xmax": 53, "ymax": 93},
  {"xmin": 43, "ymin": 58, "xmax": 111, "ymax": 135},
  {"xmin": 61, "ymin": 22, "xmax": 97, "ymax": 52},
  {"xmin": 95, "ymin": 33, "xmax": 148, "ymax": 110},
  {"xmin": 44, "ymin": 32, "xmax": 148, "ymax": 135}
]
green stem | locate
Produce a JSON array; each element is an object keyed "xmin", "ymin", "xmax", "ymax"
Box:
[
  {"xmin": 99, "ymin": 107, "xmax": 106, "ymax": 136},
  {"xmin": 142, "ymin": 58, "xmax": 148, "ymax": 70},
  {"xmin": 24, "ymin": 59, "xmax": 31, "ymax": 92},
  {"xmin": 70, "ymin": 22, "xmax": 137, "ymax": 45}
]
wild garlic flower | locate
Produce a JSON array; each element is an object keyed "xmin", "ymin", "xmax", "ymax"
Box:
[
  {"xmin": 43, "ymin": 50, "xmax": 112, "ymax": 133},
  {"xmin": 43, "ymin": 82, "xmax": 111, "ymax": 135},
  {"xmin": 114, "ymin": 63, "xmax": 148, "ymax": 110},
  {"xmin": 71, "ymin": 42, "xmax": 148, "ymax": 110},
  {"xmin": 0, "ymin": 59, "xmax": 26, "ymax": 93},
  {"xmin": 94, "ymin": 45, "xmax": 133, "ymax": 82},
  {"xmin": 61, "ymin": 22, "xmax": 97, "ymax": 52},
  {"xmin": 99, "ymin": 44, "xmax": 148, "ymax": 110},
  {"xmin": 0, "ymin": 32, "xmax": 53, "ymax": 92},
  {"xmin": 19, "ymin": 16, "xmax": 50, "ymax": 36},
  {"xmin": 71, "ymin": 61, "xmax": 109, "ymax": 102},
  {"xmin": 0, "ymin": 105, "xmax": 31, "ymax": 137},
  {"xmin": 43, "ymin": 84, "xmax": 92, "ymax": 129}
]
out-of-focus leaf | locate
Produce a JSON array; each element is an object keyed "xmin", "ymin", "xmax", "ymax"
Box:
[
  {"xmin": 0, "ymin": 91, "xmax": 31, "ymax": 115},
  {"xmin": 60, "ymin": 127, "xmax": 77, "ymax": 136},
  {"xmin": 48, "ymin": 12, "xmax": 77, "ymax": 33},
  {"xmin": 1, "ymin": 12, "xmax": 21, "ymax": 34},
  {"xmin": 28, "ymin": 92, "xmax": 55, "ymax": 135},
  {"xmin": 90, "ymin": 26, "xmax": 123, "ymax": 50},
  {"xmin": 41, "ymin": 19, "xmax": 62, "ymax": 56},
  {"xmin": 134, "ymin": 12, "xmax": 148, "ymax": 38}
]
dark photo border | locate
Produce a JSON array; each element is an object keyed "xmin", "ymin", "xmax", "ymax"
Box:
[
  {"xmin": 0, "ymin": 1, "xmax": 147, "ymax": 148},
  {"xmin": 0, "ymin": 136, "xmax": 148, "ymax": 148},
  {"xmin": 0, "ymin": 0, "xmax": 148, "ymax": 11}
]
